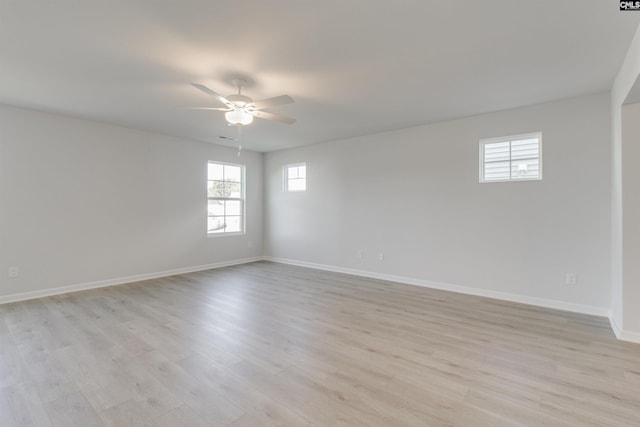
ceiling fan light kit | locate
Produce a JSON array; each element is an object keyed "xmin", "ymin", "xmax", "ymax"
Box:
[{"xmin": 225, "ymin": 108, "xmax": 254, "ymax": 125}]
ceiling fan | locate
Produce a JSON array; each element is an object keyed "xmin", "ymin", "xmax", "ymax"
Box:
[{"xmin": 190, "ymin": 79, "xmax": 295, "ymax": 126}]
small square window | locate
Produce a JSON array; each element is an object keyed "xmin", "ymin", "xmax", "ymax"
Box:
[
  {"xmin": 480, "ymin": 133, "xmax": 541, "ymax": 183},
  {"xmin": 285, "ymin": 163, "xmax": 306, "ymax": 192}
]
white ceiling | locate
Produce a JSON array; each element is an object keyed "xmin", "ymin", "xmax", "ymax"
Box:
[{"xmin": 1, "ymin": 1, "xmax": 638, "ymax": 152}]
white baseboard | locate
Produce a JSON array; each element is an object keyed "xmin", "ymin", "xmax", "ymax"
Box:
[
  {"xmin": 0, "ymin": 257, "xmax": 263, "ymax": 305},
  {"xmin": 264, "ymin": 256, "xmax": 610, "ymax": 318},
  {"xmin": 609, "ymin": 314, "xmax": 623, "ymax": 339},
  {"xmin": 609, "ymin": 315, "xmax": 640, "ymax": 344},
  {"xmin": 620, "ymin": 329, "xmax": 640, "ymax": 344}
]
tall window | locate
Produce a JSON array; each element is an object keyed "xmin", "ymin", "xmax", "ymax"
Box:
[
  {"xmin": 207, "ymin": 161, "xmax": 244, "ymax": 235},
  {"xmin": 480, "ymin": 132, "xmax": 541, "ymax": 182},
  {"xmin": 285, "ymin": 163, "xmax": 306, "ymax": 192}
]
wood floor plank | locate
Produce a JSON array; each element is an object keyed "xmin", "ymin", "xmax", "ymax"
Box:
[
  {"xmin": 153, "ymin": 404, "xmax": 209, "ymax": 427},
  {"xmin": 1, "ymin": 260, "xmax": 640, "ymax": 426},
  {"xmin": 0, "ymin": 382, "xmax": 52, "ymax": 427},
  {"xmin": 97, "ymin": 399, "xmax": 156, "ymax": 427},
  {"xmin": 44, "ymin": 391, "xmax": 105, "ymax": 427}
]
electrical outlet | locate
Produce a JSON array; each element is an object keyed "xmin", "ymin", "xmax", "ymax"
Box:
[
  {"xmin": 356, "ymin": 249, "xmax": 363, "ymax": 259},
  {"xmin": 8, "ymin": 266, "xmax": 19, "ymax": 278},
  {"xmin": 378, "ymin": 252, "xmax": 384, "ymax": 261},
  {"xmin": 566, "ymin": 273, "xmax": 576, "ymax": 285}
]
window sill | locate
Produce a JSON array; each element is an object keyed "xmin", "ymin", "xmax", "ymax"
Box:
[
  {"xmin": 207, "ymin": 232, "xmax": 245, "ymax": 238},
  {"xmin": 479, "ymin": 177, "xmax": 542, "ymax": 184}
]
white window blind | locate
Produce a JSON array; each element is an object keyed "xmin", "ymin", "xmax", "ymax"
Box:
[{"xmin": 480, "ymin": 133, "xmax": 541, "ymax": 182}]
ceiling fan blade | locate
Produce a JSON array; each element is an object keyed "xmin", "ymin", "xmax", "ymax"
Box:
[
  {"xmin": 251, "ymin": 95, "xmax": 294, "ymax": 110},
  {"xmin": 184, "ymin": 107, "xmax": 231, "ymax": 111},
  {"xmin": 250, "ymin": 110, "xmax": 296, "ymax": 124},
  {"xmin": 190, "ymin": 83, "xmax": 234, "ymax": 108}
]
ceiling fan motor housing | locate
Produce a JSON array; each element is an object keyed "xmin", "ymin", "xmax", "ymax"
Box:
[{"xmin": 227, "ymin": 94, "xmax": 253, "ymax": 108}]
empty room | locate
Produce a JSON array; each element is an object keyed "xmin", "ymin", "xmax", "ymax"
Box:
[{"xmin": 3, "ymin": 1, "xmax": 640, "ymax": 426}]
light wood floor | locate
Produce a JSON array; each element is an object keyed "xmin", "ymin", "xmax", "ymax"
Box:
[{"xmin": 1, "ymin": 261, "xmax": 640, "ymax": 426}]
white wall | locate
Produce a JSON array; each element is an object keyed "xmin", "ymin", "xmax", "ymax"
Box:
[
  {"xmin": 621, "ymin": 103, "xmax": 640, "ymax": 337},
  {"xmin": 611, "ymin": 22, "xmax": 640, "ymax": 341},
  {"xmin": 265, "ymin": 93, "xmax": 612, "ymax": 314},
  {"xmin": 0, "ymin": 105, "xmax": 262, "ymax": 300}
]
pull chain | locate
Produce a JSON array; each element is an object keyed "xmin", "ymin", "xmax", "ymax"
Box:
[{"xmin": 237, "ymin": 124, "xmax": 242, "ymax": 157}]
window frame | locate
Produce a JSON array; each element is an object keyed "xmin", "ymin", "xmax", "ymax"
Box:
[
  {"xmin": 207, "ymin": 161, "xmax": 246, "ymax": 237},
  {"xmin": 284, "ymin": 162, "xmax": 307, "ymax": 192},
  {"xmin": 479, "ymin": 132, "xmax": 542, "ymax": 183}
]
